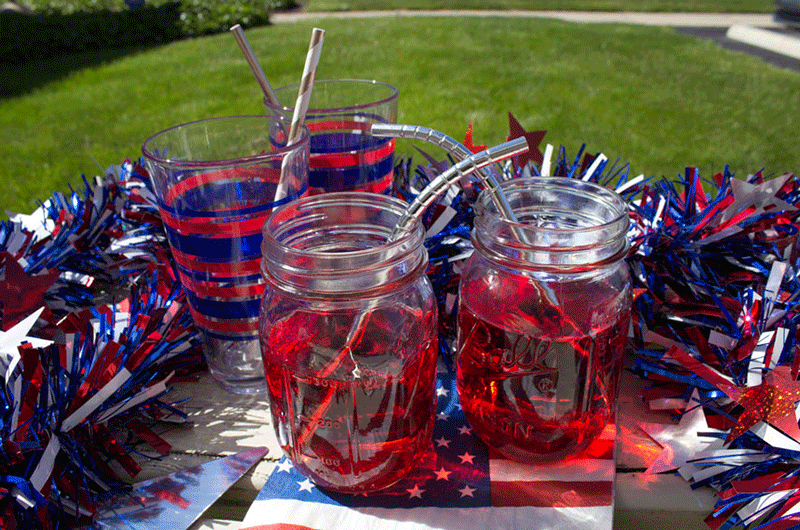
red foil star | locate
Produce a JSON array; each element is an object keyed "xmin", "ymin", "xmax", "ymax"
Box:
[
  {"xmin": 463, "ymin": 122, "xmax": 487, "ymax": 154},
  {"xmin": 507, "ymin": 113, "xmax": 546, "ymax": 167},
  {"xmin": 726, "ymin": 365, "xmax": 800, "ymax": 443},
  {"xmin": 0, "ymin": 251, "xmax": 58, "ymax": 330}
]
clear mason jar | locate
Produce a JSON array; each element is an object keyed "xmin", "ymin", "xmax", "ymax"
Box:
[
  {"xmin": 260, "ymin": 193, "xmax": 438, "ymax": 492},
  {"xmin": 456, "ymin": 177, "xmax": 631, "ymax": 462}
]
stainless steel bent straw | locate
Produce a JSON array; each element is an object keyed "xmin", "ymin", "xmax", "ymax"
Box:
[{"xmin": 383, "ymin": 134, "xmax": 530, "ymax": 241}]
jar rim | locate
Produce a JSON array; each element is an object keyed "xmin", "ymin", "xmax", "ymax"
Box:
[
  {"xmin": 261, "ymin": 192, "xmax": 426, "ymax": 295},
  {"xmin": 263, "ymin": 192, "xmax": 422, "ymax": 259},
  {"xmin": 473, "ymin": 177, "xmax": 630, "ymax": 269},
  {"xmin": 476, "ymin": 177, "xmax": 629, "ymax": 236}
]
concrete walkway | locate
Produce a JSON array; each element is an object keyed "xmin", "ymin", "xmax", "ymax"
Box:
[
  {"xmin": 271, "ymin": 10, "xmax": 783, "ymax": 28},
  {"xmin": 271, "ymin": 10, "xmax": 800, "ymax": 71}
]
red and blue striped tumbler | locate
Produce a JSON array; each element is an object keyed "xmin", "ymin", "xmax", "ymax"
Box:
[
  {"xmin": 143, "ymin": 115, "xmax": 309, "ymax": 394},
  {"xmin": 266, "ymin": 79, "xmax": 398, "ymax": 195}
]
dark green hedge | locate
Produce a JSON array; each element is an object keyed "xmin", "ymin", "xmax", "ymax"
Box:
[{"xmin": 1, "ymin": 1, "xmax": 290, "ymax": 63}]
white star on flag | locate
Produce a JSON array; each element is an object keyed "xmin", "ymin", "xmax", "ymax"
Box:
[
  {"xmin": 458, "ymin": 452, "xmax": 475, "ymax": 465},
  {"xmin": 297, "ymin": 479, "xmax": 314, "ymax": 493},
  {"xmin": 437, "ymin": 412, "xmax": 450, "ymax": 421},
  {"xmin": 276, "ymin": 459, "xmax": 294, "ymax": 473},
  {"xmin": 434, "ymin": 467, "xmax": 452, "ymax": 481},
  {"xmin": 457, "ymin": 425, "xmax": 472, "ymax": 435},
  {"xmin": 436, "ymin": 387, "xmax": 449, "ymax": 397},
  {"xmin": 434, "ymin": 436, "xmax": 451, "ymax": 448},
  {"xmin": 458, "ymin": 484, "xmax": 477, "ymax": 498},
  {"xmin": 406, "ymin": 484, "xmax": 424, "ymax": 499}
]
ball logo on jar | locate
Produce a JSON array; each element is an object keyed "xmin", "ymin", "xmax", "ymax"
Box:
[{"xmin": 505, "ymin": 334, "xmax": 552, "ymax": 369}]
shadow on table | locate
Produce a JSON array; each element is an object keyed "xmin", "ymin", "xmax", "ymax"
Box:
[{"xmin": 150, "ymin": 375, "xmax": 278, "ymax": 457}]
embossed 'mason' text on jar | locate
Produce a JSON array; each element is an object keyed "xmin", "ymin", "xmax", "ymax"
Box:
[
  {"xmin": 259, "ymin": 193, "xmax": 438, "ymax": 493},
  {"xmin": 456, "ymin": 177, "xmax": 631, "ymax": 462}
]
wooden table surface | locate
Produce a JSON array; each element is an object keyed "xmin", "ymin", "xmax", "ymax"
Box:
[{"xmin": 130, "ymin": 362, "xmax": 717, "ymax": 530}]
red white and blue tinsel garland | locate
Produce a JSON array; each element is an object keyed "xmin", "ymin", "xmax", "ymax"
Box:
[
  {"xmin": 3, "ymin": 114, "xmax": 800, "ymax": 529},
  {"xmin": 399, "ymin": 115, "xmax": 800, "ymax": 530},
  {"xmin": 0, "ymin": 161, "xmax": 204, "ymax": 528}
]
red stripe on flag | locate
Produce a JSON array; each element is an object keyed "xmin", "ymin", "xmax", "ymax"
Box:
[{"xmin": 491, "ymin": 479, "xmax": 613, "ymax": 508}]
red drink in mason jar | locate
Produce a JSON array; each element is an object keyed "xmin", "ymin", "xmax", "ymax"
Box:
[
  {"xmin": 458, "ymin": 283, "xmax": 629, "ymax": 461},
  {"xmin": 260, "ymin": 193, "xmax": 438, "ymax": 492},
  {"xmin": 262, "ymin": 306, "xmax": 437, "ymax": 492},
  {"xmin": 456, "ymin": 177, "xmax": 631, "ymax": 462}
]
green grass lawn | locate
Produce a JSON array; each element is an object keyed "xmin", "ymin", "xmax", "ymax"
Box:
[
  {"xmin": 2, "ymin": 15, "xmax": 798, "ymax": 215},
  {"xmin": 305, "ymin": 0, "xmax": 774, "ymax": 12}
]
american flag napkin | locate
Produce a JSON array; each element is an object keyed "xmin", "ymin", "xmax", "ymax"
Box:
[{"xmin": 241, "ymin": 372, "xmax": 616, "ymax": 530}]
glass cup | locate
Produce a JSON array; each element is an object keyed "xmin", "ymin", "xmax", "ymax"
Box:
[
  {"xmin": 265, "ymin": 79, "xmax": 398, "ymax": 195},
  {"xmin": 456, "ymin": 177, "xmax": 631, "ymax": 462},
  {"xmin": 259, "ymin": 193, "xmax": 438, "ymax": 493},
  {"xmin": 142, "ymin": 115, "xmax": 309, "ymax": 394}
]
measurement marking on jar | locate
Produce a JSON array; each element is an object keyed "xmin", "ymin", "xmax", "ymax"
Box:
[{"xmin": 298, "ymin": 415, "xmax": 344, "ymax": 430}]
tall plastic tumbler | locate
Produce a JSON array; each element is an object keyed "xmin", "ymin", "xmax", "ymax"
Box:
[
  {"xmin": 143, "ymin": 115, "xmax": 309, "ymax": 394},
  {"xmin": 266, "ymin": 79, "xmax": 398, "ymax": 195}
]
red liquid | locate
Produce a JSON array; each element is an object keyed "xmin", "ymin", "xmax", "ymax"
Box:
[
  {"xmin": 261, "ymin": 305, "xmax": 437, "ymax": 493},
  {"xmin": 457, "ymin": 290, "xmax": 629, "ymax": 462}
]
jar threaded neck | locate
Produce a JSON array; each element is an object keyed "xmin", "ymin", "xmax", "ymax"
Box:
[
  {"xmin": 473, "ymin": 177, "xmax": 629, "ymax": 270},
  {"xmin": 262, "ymin": 193, "xmax": 426, "ymax": 295}
]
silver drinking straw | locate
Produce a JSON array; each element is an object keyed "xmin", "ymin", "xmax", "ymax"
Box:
[
  {"xmin": 388, "ymin": 136, "xmax": 530, "ymax": 239},
  {"xmin": 293, "ymin": 136, "xmax": 531, "ymax": 449},
  {"xmin": 371, "ymin": 123, "xmax": 522, "ymax": 231}
]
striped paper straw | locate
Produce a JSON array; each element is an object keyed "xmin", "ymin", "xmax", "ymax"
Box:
[
  {"xmin": 288, "ymin": 28, "xmax": 325, "ymax": 144},
  {"xmin": 276, "ymin": 27, "xmax": 325, "ymax": 201}
]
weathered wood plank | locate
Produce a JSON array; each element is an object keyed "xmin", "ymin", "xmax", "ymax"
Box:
[{"xmin": 136, "ymin": 366, "xmax": 713, "ymax": 529}]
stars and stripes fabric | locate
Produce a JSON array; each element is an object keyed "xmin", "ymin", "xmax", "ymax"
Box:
[{"xmin": 241, "ymin": 372, "xmax": 616, "ymax": 530}]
